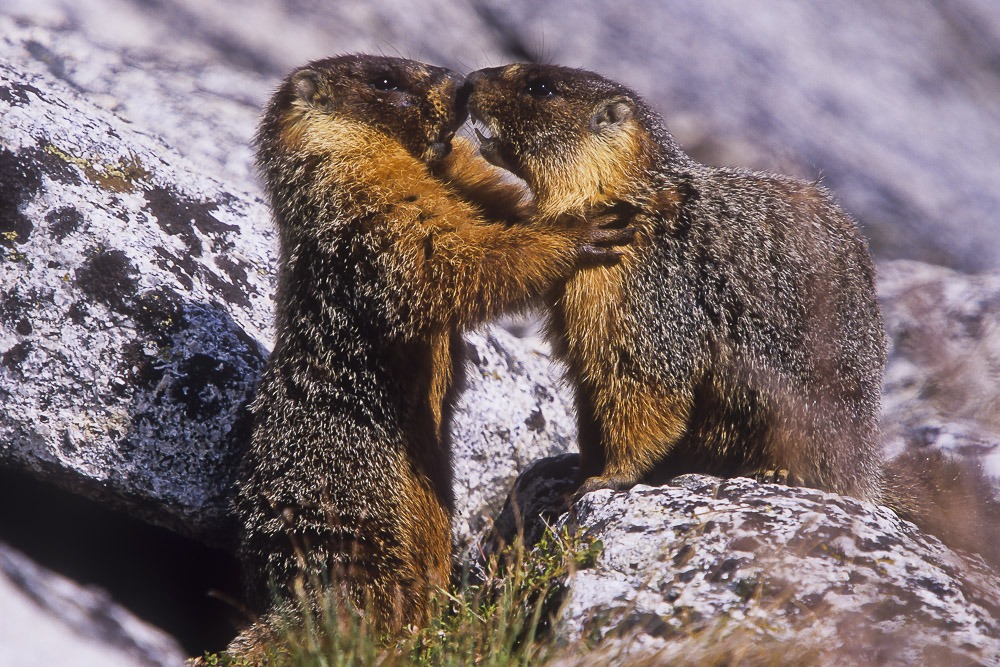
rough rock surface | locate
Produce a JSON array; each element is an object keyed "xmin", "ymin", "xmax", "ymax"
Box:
[
  {"xmin": 486, "ymin": 462, "xmax": 1000, "ymax": 666},
  {"xmin": 0, "ymin": 541, "xmax": 187, "ymax": 667},
  {"xmin": 452, "ymin": 332, "xmax": 578, "ymax": 546},
  {"xmin": 0, "ymin": 49, "xmax": 274, "ymax": 542}
]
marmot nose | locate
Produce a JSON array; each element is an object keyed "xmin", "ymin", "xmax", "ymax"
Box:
[{"xmin": 457, "ymin": 69, "xmax": 496, "ymax": 116}]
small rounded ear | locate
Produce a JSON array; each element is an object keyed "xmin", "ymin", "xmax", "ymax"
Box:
[
  {"xmin": 589, "ymin": 97, "xmax": 634, "ymax": 132},
  {"xmin": 291, "ymin": 69, "xmax": 321, "ymax": 104}
]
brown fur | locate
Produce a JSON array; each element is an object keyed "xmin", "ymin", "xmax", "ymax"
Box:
[
  {"xmin": 465, "ymin": 63, "xmax": 887, "ymax": 501},
  {"xmin": 228, "ymin": 56, "xmax": 631, "ymax": 660}
]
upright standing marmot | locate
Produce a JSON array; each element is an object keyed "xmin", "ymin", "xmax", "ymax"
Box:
[
  {"xmin": 229, "ymin": 56, "xmax": 631, "ymax": 657},
  {"xmin": 464, "ymin": 64, "xmax": 887, "ymax": 501}
]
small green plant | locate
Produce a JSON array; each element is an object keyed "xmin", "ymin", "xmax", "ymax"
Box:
[
  {"xmin": 197, "ymin": 525, "xmax": 601, "ymax": 666},
  {"xmin": 410, "ymin": 525, "xmax": 602, "ymax": 667}
]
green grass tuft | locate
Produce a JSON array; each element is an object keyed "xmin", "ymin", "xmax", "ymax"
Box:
[{"xmin": 196, "ymin": 526, "xmax": 598, "ymax": 667}]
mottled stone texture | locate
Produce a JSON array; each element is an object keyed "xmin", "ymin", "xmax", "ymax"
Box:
[
  {"xmin": 0, "ymin": 55, "xmax": 273, "ymax": 542},
  {"xmin": 486, "ymin": 463, "xmax": 1000, "ymax": 666}
]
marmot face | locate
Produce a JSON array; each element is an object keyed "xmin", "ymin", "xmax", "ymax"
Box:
[
  {"xmin": 268, "ymin": 55, "xmax": 465, "ymax": 165},
  {"xmin": 464, "ymin": 64, "xmax": 654, "ymax": 214}
]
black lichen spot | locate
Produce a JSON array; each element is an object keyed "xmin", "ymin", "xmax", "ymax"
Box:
[
  {"xmin": 195, "ymin": 204, "xmax": 239, "ymax": 237},
  {"xmin": 46, "ymin": 206, "xmax": 84, "ymax": 241},
  {"xmin": 75, "ymin": 248, "xmax": 139, "ymax": 315},
  {"xmin": 115, "ymin": 340, "xmax": 166, "ymax": 395},
  {"xmin": 27, "ymin": 145, "xmax": 83, "ymax": 186},
  {"xmin": 733, "ymin": 512, "xmax": 773, "ymax": 533},
  {"xmin": 525, "ymin": 407, "xmax": 546, "ymax": 431},
  {"xmin": 854, "ymin": 533, "xmax": 905, "ymax": 553},
  {"xmin": 798, "ymin": 592, "xmax": 831, "ymax": 613},
  {"xmin": 204, "ymin": 271, "xmax": 247, "ymax": 309},
  {"xmin": 67, "ymin": 301, "xmax": 89, "ymax": 325},
  {"xmin": 2, "ymin": 341, "xmax": 31, "ymax": 371},
  {"xmin": 912, "ymin": 576, "xmax": 953, "ymax": 599},
  {"xmin": 0, "ymin": 147, "xmax": 43, "ymax": 247},
  {"xmin": 152, "ymin": 246, "xmax": 196, "ymax": 291},
  {"xmin": 15, "ymin": 318, "xmax": 32, "ymax": 335},
  {"xmin": 733, "ymin": 575, "xmax": 762, "ymax": 602},
  {"xmin": 672, "ymin": 544, "xmax": 695, "ymax": 567},
  {"xmin": 133, "ymin": 287, "xmax": 186, "ymax": 345},
  {"xmin": 145, "ymin": 186, "xmax": 238, "ymax": 258},
  {"xmin": 146, "ymin": 187, "xmax": 204, "ymax": 256},
  {"xmin": 676, "ymin": 569, "xmax": 698, "ymax": 583},
  {"xmin": 0, "ymin": 81, "xmax": 45, "ymax": 106},
  {"xmin": 707, "ymin": 557, "xmax": 743, "ymax": 583},
  {"xmin": 210, "ymin": 256, "xmax": 255, "ymax": 309},
  {"xmin": 170, "ymin": 353, "xmax": 238, "ymax": 419},
  {"xmin": 1, "ymin": 291, "xmax": 31, "ymax": 327},
  {"xmin": 111, "ymin": 199, "xmax": 130, "ymax": 222}
]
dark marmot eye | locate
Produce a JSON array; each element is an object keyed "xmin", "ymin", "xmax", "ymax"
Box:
[
  {"xmin": 371, "ymin": 75, "xmax": 401, "ymax": 91},
  {"xmin": 524, "ymin": 77, "xmax": 556, "ymax": 98}
]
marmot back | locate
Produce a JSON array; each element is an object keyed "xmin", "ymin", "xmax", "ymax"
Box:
[
  {"xmin": 464, "ymin": 63, "xmax": 887, "ymax": 501},
  {"xmin": 229, "ymin": 55, "xmax": 631, "ymax": 660}
]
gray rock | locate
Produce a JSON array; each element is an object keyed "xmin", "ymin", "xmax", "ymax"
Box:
[
  {"xmin": 487, "ymin": 465, "xmax": 1000, "ymax": 666},
  {"xmin": 879, "ymin": 259, "xmax": 1000, "ymax": 481},
  {"xmin": 451, "ymin": 331, "xmax": 578, "ymax": 547},
  {"xmin": 0, "ymin": 46, "xmax": 275, "ymax": 543},
  {"xmin": 0, "ymin": 541, "xmax": 186, "ymax": 667}
]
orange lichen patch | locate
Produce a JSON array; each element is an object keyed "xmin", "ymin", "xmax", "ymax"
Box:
[{"xmin": 42, "ymin": 143, "xmax": 150, "ymax": 193}]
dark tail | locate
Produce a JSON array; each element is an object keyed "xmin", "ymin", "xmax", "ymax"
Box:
[{"xmin": 883, "ymin": 449, "xmax": 1000, "ymax": 566}]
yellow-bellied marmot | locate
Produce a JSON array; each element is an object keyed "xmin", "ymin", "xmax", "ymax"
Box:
[
  {"xmin": 464, "ymin": 63, "xmax": 887, "ymax": 501},
  {"xmin": 229, "ymin": 56, "xmax": 632, "ymax": 658}
]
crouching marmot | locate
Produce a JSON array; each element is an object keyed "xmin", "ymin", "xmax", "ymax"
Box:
[{"xmin": 464, "ymin": 63, "xmax": 887, "ymax": 501}]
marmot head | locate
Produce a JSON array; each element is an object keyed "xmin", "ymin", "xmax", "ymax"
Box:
[
  {"xmin": 464, "ymin": 64, "xmax": 682, "ymax": 216},
  {"xmin": 259, "ymin": 55, "xmax": 465, "ymax": 169}
]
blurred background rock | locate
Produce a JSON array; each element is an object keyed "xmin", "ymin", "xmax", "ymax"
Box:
[
  {"xmin": 2, "ymin": 1, "xmax": 999, "ymax": 664},
  {"xmin": 6, "ymin": 0, "xmax": 999, "ymax": 270}
]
